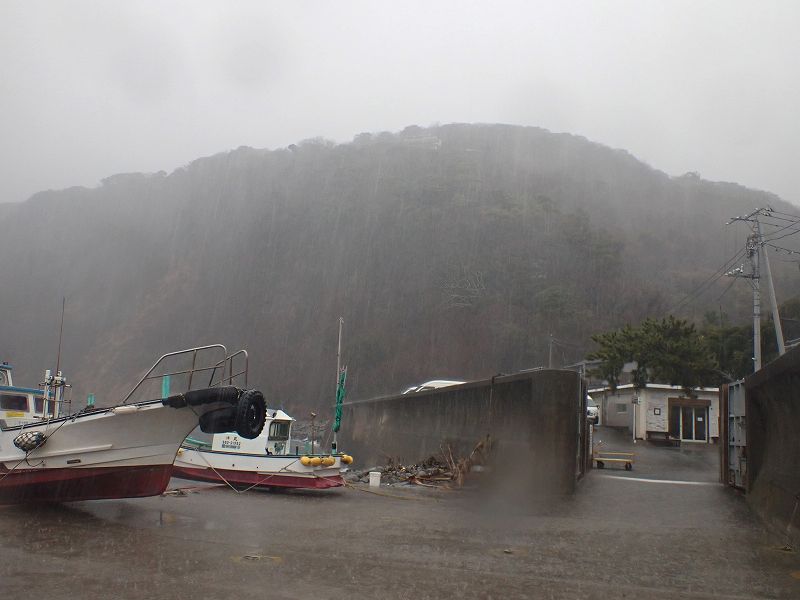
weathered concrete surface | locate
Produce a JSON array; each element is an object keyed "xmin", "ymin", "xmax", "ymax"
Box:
[
  {"xmin": 0, "ymin": 431, "xmax": 797, "ymax": 599},
  {"xmin": 339, "ymin": 369, "xmax": 582, "ymax": 495},
  {"xmin": 746, "ymin": 347, "xmax": 800, "ymax": 546}
]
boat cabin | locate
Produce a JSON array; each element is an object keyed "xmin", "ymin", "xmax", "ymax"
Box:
[
  {"xmin": 206, "ymin": 409, "xmax": 295, "ymax": 455},
  {"xmin": 0, "ymin": 362, "xmax": 54, "ymax": 428}
]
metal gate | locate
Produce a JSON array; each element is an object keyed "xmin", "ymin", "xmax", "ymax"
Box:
[{"xmin": 724, "ymin": 380, "xmax": 747, "ymax": 489}]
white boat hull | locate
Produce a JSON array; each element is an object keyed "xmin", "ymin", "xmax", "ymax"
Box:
[
  {"xmin": 0, "ymin": 396, "xmax": 248, "ymax": 503},
  {"xmin": 173, "ymin": 447, "xmax": 345, "ymax": 490}
]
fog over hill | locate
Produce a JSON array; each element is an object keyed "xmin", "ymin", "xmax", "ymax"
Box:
[{"xmin": 1, "ymin": 124, "xmax": 796, "ymax": 410}]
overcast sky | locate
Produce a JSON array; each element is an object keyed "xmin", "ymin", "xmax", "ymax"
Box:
[{"xmin": 1, "ymin": 1, "xmax": 798, "ymax": 204}]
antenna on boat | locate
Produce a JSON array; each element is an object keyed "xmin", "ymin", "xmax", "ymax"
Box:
[
  {"xmin": 48, "ymin": 297, "xmax": 70, "ymax": 418},
  {"xmin": 55, "ymin": 296, "xmax": 65, "ymax": 378}
]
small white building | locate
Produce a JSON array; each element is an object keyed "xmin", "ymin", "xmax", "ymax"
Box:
[{"xmin": 589, "ymin": 384, "xmax": 719, "ymax": 443}]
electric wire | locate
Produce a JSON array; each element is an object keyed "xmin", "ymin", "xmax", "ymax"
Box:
[
  {"xmin": 759, "ymin": 214, "xmax": 800, "ymax": 225},
  {"xmin": 765, "ymin": 243, "xmax": 800, "ymax": 255},
  {"xmin": 551, "ymin": 337, "xmax": 581, "ymax": 348},
  {"xmin": 669, "ymin": 247, "xmax": 748, "ymax": 313},
  {"xmin": 763, "ymin": 228, "xmax": 800, "ymax": 244},
  {"xmin": 765, "ymin": 209, "xmax": 800, "ymax": 219},
  {"xmin": 759, "ymin": 217, "xmax": 800, "ymax": 233},
  {"xmin": 671, "ymin": 249, "xmax": 746, "ymax": 313},
  {"xmin": 715, "ymin": 277, "xmax": 738, "ymax": 302}
]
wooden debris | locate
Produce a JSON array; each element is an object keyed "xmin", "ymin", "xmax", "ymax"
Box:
[{"xmin": 345, "ymin": 435, "xmax": 492, "ymax": 489}]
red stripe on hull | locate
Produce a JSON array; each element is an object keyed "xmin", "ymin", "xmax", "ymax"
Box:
[
  {"xmin": 0, "ymin": 465, "xmax": 173, "ymax": 504},
  {"xmin": 172, "ymin": 465, "xmax": 344, "ymax": 490}
]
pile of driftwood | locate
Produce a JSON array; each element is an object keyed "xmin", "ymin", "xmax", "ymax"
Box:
[{"xmin": 346, "ymin": 435, "xmax": 492, "ymax": 488}]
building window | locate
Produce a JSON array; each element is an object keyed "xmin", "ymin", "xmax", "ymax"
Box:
[
  {"xmin": 616, "ymin": 403, "xmax": 628, "ymax": 413},
  {"xmin": 0, "ymin": 393, "xmax": 29, "ymax": 412}
]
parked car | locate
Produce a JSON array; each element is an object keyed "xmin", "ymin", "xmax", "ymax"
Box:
[
  {"xmin": 586, "ymin": 395, "xmax": 599, "ymax": 424},
  {"xmin": 402, "ymin": 380, "xmax": 466, "ymax": 394}
]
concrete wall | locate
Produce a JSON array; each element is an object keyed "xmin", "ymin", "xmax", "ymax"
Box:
[
  {"xmin": 338, "ymin": 369, "xmax": 582, "ymax": 495},
  {"xmin": 745, "ymin": 348, "xmax": 800, "ymax": 544}
]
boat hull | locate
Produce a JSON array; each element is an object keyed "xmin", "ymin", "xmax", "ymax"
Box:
[
  {"xmin": 172, "ymin": 464, "xmax": 344, "ymax": 489},
  {"xmin": 173, "ymin": 448, "xmax": 345, "ymax": 490},
  {"xmin": 0, "ymin": 464, "xmax": 173, "ymax": 504},
  {"xmin": 0, "ymin": 392, "xmax": 251, "ymax": 504}
]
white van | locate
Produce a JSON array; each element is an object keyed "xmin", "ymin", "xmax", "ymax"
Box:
[
  {"xmin": 586, "ymin": 395, "xmax": 599, "ymax": 424},
  {"xmin": 402, "ymin": 380, "xmax": 466, "ymax": 394}
]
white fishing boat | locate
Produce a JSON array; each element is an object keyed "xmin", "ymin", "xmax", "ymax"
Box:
[
  {"xmin": 173, "ymin": 409, "xmax": 350, "ymax": 490},
  {"xmin": 0, "ymin": 345, "xmax": 267, "ymax": 504}
]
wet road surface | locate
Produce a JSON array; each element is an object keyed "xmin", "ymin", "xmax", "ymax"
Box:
[{"xmin": 1, "ymin": 428, "xmax": 798, "ymax": 599}]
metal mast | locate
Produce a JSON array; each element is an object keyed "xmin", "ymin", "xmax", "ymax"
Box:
[
  {"xmin": 336, "ymin": 316, "xmax": 344, "ymax": 382},
  {"xmin": 332, "ymin": 316, "xmax": 344, "ymax": 453}
]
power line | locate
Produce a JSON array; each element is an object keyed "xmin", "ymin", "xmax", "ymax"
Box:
[
  {"xmin": 715, "ymin": 277, "xmax": 738, "ymax": 302},
  {"xmin": 764, "ymin": 228, "xmax": 800, "ymax": 244},
  {"xmin": 672, "ymin": 248, "xmax": 747, "ymax": 312},
  {"xmin": 759, "ymin": 216, "xmax": 800, "ymax": 232},
  {"xmin": 765, "ymin": 243, "xmax": 800, "ymax": 255},
  {"xmin": 764, "ymin": 208, "xmax": 800, "ymax": 219},
  {"xmin": 759, "ymin": 214, "xmax": 800, "ymax": 225},
  {"xmin": 670, "ymin": 247, "xmax": 747, "ymax": 313}
]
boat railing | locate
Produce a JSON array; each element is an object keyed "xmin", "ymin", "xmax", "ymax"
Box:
[
  {"xmin": 207, "ymin": 349, "xmax": 249, "ymax": 389},
  {"xmin": 121, "ymin": 344, "xmax": 250, "ymax": 404}
]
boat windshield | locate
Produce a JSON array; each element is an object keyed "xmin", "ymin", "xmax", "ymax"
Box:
[{"xmin": 268, "ymin": 421, "xmax": 290, "ymax": 441}]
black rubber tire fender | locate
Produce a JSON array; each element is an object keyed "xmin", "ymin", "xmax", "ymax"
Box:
[
  {"xmin": 199, "ymin": 407, "xmax": 237, "ymax": 434},
  {"xmin": 234, "ymin": 389, "xmax": 267, "ymax": 439},
  {"xmin": 163, "ymin": 386, "xmax": 240, "ymax": 409},
  {"xmin": 185, "ymin": 386, "xmax": 239, "ymax": 407}
]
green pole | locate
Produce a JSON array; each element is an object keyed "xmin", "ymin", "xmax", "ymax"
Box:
[{"xmin": 162, "ymin": 375, "xmax": 171, "ymax": 398}]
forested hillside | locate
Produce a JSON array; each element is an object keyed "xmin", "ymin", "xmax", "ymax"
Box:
[{"xmin": 1, "ymin": 124, "xmax": 796, "ymax": 410}]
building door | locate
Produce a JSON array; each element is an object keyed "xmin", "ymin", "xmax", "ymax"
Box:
[
  {"xmin": 681, "ymin": 406, "xmax": 695, "ymax": 440},
  {"xmin": 669, "ymin": 406, "xmax": 681, "ymax": 439},
  {"xmin": 668, "ymin": 398, "xmax": 711, "ymax": 443},
  {"xmin": 678, "ymin": 406, "xmax": 707, "ymax": 441},
  {"xmin": 694, "ymin": 408, "xmax": 707, "ymax": 441}
]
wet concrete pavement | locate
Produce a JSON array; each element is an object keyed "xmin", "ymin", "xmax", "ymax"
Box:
[{"xmin": 1, "ymin": 428, "xmax": 798, "ymax": 599}]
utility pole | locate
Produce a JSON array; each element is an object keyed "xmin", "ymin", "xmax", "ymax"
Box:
[
  {"xmin": 725, "ymin": 232, "xmax": 761, "ymax": 371},
  {"xmin": 750, "ymin": 234, "xmax": 762, "ymax": 371},
  {"xmin": 755, "ymin": 219, "xmax": 786, "ymax": 355},
  {"xmin": 727, "ymin": 207, "xmax": 787, "ymax": 372},
  {"xmin": 548, "ymin": 333, "xmax": 554, "ymax": 369}
]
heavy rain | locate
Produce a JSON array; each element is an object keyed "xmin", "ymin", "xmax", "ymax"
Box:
[{"xmin": 1, "ymin": 2, "xmax": 799, "ymax": 599}]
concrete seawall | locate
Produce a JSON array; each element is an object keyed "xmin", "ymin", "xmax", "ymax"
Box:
[
  {"xmin": 338, "ymin": 369, "xmax": 584, "ymax": 495},
  {"xmin": 745, "ymin": 348, "xmax": 800, "ymax": 544}
]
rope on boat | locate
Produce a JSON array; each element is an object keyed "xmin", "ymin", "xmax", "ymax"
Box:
[
  {"xmin": 178, "ymin": 451, "xmax": 423, "ymax": 501},
  {"xmin": 193, "ymin": 448, "xmax": 302, "ymax": 494},
  {"xmin": 0, "ymin": 414, "xmax": 73, "ymax": 483},
  {"xmin": 337, "ymin": 479, "xmax": 427, "ymax": 501}
]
